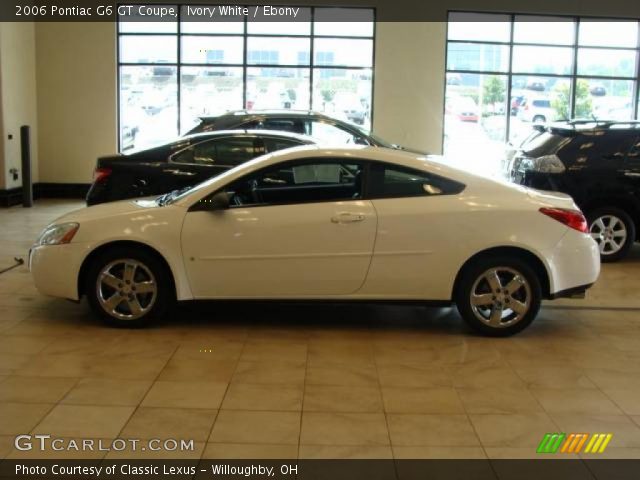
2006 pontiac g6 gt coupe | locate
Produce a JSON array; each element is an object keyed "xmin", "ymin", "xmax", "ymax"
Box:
[{"xmin": 30, "ymin": 146, "xmax": 600, "ymax": 336}]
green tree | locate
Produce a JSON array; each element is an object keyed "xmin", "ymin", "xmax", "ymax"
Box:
[
  {"xmin": 482, "ymin": 76, "xmax": 505, "ymax": 106},
  {"xmin": 321, "ymin": 89, "xmax": 335, "ymax": 103},
  {"xmin": 552, "ymin": 80, "xmax": 593, "ymax": 120}
]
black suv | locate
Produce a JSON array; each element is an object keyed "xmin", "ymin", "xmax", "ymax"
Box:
[
  {"xmin": 507, "ymin": 120, "xmax": 640, "ymax": 262},
  {"xmin": 186, "ymin": 110, "xmax": 402, "ymax": 149}
]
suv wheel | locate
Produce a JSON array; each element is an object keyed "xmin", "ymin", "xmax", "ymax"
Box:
[
  {"xmin": 455, "ymin": 257, "xmax": 541, "ymax": 337},
  {"xmin": 588, "ymin": 208, "xmax": 635, "ymax": 262},
  {"xmin": 532, "ymin": 115, "xmax": 546, "ymax": 124},
  {"xmin": 86, "ymin": 247, "xmax": 173, "ymax": 327}
]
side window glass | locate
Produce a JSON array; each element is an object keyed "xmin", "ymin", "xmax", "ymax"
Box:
[
  {"xmin": 370, "ymin": 164, "xmax": 464, "ymax": 198},
  {"xmin": 215, "ymin": 138, "xmax": 266, "ymax": 166},
  {"xmin": 242, "ymin": 120, "xmax": 260, "ymax": 129},
  {"xmin": 221, "ymin": 160, "xmax": 363, "ymax": 206},
  {"xmin": 309, "ymin": 121, "xmax": 361, "ymax": 145},
  {"xmin": 264, "ymin": 137, "xmax": 304, "ymax": 153},
  {"xmin": 172, "ymin": 141, "xmax": 216, "ymax": 165},
  {"xmin": 174, "ymin": 138, "xmax": 265, "ymax": 166}
]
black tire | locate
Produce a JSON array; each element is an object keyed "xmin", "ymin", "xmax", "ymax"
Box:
[
  {"xmin": 85, "ymin": 246, "xmax": 174, "ymax": 327},
  {"xmin": 532, "ymin": 115, "xmax": 546, "ymax": 124},
  {"xmin": 587, "ymin": 207, "xmax": 635, "ymax": 263},
  {"xmin": 455, "ymin": 256, "xmax": 542, "ymax": 337}
]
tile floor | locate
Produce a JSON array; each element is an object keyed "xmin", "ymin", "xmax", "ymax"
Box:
[{"xmin": 0, "ymin": 200, "xmax": 640, "ymax": 460}]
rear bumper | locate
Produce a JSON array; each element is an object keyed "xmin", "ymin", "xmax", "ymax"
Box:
[
  {"xmin": 546, "ymin": 230, "xmax": 600, "ymax": 298},
  {"xmin": 548, "ymin": 283, "xmax": 594, "ymax": 300}
]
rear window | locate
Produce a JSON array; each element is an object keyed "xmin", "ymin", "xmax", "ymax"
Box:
[
  {"xmin": 186, "ymin": 119, "xmax": 214, "ymax": 135},
  {"xmin": 521, "ymin": 131, "xmax": 568, "ymax": 157},
  {"xmin": 532, "ymin": 100, "xmax": 550, "ymax": 108}
]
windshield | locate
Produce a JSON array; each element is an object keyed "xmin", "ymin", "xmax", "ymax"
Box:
[
  {"xmin": 353, "ymin": 124, "xmax": 393, "ymax": 148},
  {"xmin": 521, "ymin": 131, "xmax": 568, "ymax": 157},
  {"xmin": 161, "ymin": 152, "xmax": 276, "ymax": 205}
]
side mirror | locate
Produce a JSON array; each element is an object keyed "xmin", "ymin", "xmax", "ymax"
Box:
[{"xmin": 203, "ymin": 191, "xmax": 230, "ymax": 211}]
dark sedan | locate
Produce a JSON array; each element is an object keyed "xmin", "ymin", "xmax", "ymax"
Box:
[
  {"xmin": 186, "ymin": 110, "xmax": 402, "ymax": 149},
  {"xmin": 86, "ymin": 130, "xmax": 314, "ymax": 206}
]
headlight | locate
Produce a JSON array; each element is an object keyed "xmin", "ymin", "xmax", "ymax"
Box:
[{"xmin": 36, "ymin": 222, "xmax": 79, "ymax": 246}]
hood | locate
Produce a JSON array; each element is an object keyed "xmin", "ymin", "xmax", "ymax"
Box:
[{"xmin": 54, "ymin": 197, "xmax": 164, "ymax": 224}]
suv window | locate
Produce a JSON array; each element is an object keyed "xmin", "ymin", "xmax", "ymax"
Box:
[
  {"xmin": 221, "ymin": 160, "xmax": 363, "ymax": 206},
  {"xmin": 173, "ymin": 137, "xmax": 266, "ymax": 166},
  {"xmin": 532, "ymin": 100, "xmax": 551, "ymax": 108},
  {"xmin": 368, "ymin": 163, "xmax": 465, "ymax": 198},
  {"xmin": 306, "ymin": 120, "xmax": 368, "ymax": 145},
  {"xmin": 243, "ymin": 118, "xmax": 306, "ymax": 135},
  {"xmin": 522, "ymin": 131, "xmax": 569, "ymax": 157}
]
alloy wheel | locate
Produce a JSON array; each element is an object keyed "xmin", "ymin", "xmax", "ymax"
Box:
[
  {"xmin": 96, "ymin": 259, "xmax": 157, "ymax": 320},
  {"xmin": 589, "ymin": 215, "xmax": 627, "ymax": 255},
  {"xmin": 469, "ymin": 267, "xmax": 532, "ymax": 328}
]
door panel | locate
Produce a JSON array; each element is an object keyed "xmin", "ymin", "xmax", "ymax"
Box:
[
  {"xmin": 181, "ymin": 200, "xmax": 377, "ymax": 298},
  {"xmin": 361, "ymin": 196, "xmax": 465, "ymax": 300},
  {"xmin": 622, "ymin": 137, "xmax": 640, "ymax": 208}
]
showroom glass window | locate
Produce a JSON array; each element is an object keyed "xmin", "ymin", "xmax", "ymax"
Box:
[
  {"xmin": 445, "ymin": 13, "xmax": 640, "ymax": 174},
  {"xmin": 117, "ymin": 7, "xmax": 375, "ymax": 151}
]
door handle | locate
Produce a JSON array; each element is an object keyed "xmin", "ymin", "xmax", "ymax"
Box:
[
  {"xmin": 623, "ymin": 172, "xmax": 640, "ymax": 178},
  {"xmin": 163, "ymin": 169, "xmax": 196, "ymax": 176},
  {"xmin": 331, "ymin": 212, "xmax": 365, "ymax": 224}
]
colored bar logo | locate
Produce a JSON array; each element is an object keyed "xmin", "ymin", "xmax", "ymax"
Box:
[{"xmin": 537, "ymin": 433, "xmax": 612, "ymax": 454}]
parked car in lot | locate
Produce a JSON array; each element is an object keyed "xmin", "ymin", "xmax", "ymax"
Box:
[
  {"xmin": 32, "ymin": 146, "xmax": 599, "ymax": 336},
  {"xmin": 506, "ymin": 120, "xmax": 640, "ymax": 261},
  {"xmin": 518, "ymin": 96, "xmax": 555, "ymax": 124},
  {"xmin": 510, "ymin": 95, "xmax": 525, "ymax": 115},
  {"xmin": 185, "ymin": 110, "xmax": 402, "ymax": 149},
  {"xmin": 445, "ymin": 96, "xmax": 479, "ymax": 122},
  {"xmin": 86, "ymin": 131, "xmax": 314, "ymax": 206}
]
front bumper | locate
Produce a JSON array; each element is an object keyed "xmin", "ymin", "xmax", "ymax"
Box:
[{"xmin": 30, "ymin": 242, "xmax": 87, "ymax": 301}]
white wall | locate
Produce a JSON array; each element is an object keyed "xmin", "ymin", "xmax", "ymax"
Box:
[
  {"xmin": 0, "ymin": 22, "xmax": 38, "ymax": 190},
  {"xmin": 35, "ymin": 22, "xmax": 116, "ymax": 184},
  {"xmin": 373, "ymin": 22, "xmax": 446, "ymax": 153}
]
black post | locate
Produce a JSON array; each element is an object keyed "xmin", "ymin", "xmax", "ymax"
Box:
[{"xmin": 20, "ymin": 125, "xmax": 32, "ymax": 207}]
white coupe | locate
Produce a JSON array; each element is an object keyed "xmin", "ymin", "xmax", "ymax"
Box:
[{"xmin": 30, "ymin": 146, "xmax": 600, "ymax": 336}]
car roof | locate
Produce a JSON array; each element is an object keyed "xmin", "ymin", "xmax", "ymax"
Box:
[
  {"xmin": 173, "ymin": 146, "xmax": 487, "ymax": 207},
  {"xmin": 202, "ymin": 109, "xmax": 328, "ymax": 120},
  {"xmin": 182, "ymin": 129, "xmax": 316, "ymax": 144},
  {"xmin": 539, "ymin": 120, "xmax": 640, "ymax": 134}
]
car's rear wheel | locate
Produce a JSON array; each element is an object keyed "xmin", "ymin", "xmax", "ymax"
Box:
[
  {"xmin": 587, "ymin": 207, "xmax": 635, "ymax": 262},
  {"xmin": 532, "ymin": 115, "xmax": 546, "ymax": 124},
  {"xmin": 455, "ymin": 257, "xmax": 541, "ymax": 337},
  {"xmin": 86, "ymin": 247, "xmax": 173, "ymax": 327}
]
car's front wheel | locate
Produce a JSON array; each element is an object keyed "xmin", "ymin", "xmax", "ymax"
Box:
[
  {"xmin": 86, "ymin": 247, "xmax": 173, "ymax": 327},
  {"xmin": 455, "ymin": 257, "xmax": 541, "ymax": 337},
  {"xmin": 587, "ymin": 207, "xmax": 635, "ymax": 262}
]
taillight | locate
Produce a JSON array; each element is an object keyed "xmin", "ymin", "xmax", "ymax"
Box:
[
  {"xmin": 520, "ymin": 154, "xmax": 565, "ymax": 173},
  {"xmin": 539, "ymin": 207, "xmax": 589, "ymax": 233},
  {"xmin": 93, "ymin": 167, "xmax": 112, "ymax": 183}
]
